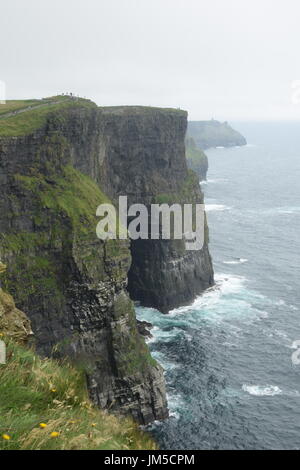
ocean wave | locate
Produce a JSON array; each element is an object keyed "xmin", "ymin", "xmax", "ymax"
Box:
[
  {"xmin": 242, "ymin": 384, "xmax": 282, "ymax": 396},
  {"xmin": 273, "ymin": 299, "xmax": 298, "ymax": 311},
  {"xmin": 201, "ymin": 178, "xmax": 229, "ymax": 185},
  {"xmin": 242, "ymin": 384, "xmax": 300, "ymax": 397},
  {"xmin": 150, "ymin": 327, "xmax": 184, "ymax": 343},
  {"xmin": 205, "ymin": 204, "xmax": 231, "ymax": 212},
  {"xmin": 214, "ymin": 273, "xmax": 247, "ymax": 294},
  {"xmin": 277, "ymin": 207, "xmax": 300, "ymax": 214},
  {"xmin": 166, "ymin": 392, "xmax": 185, "ymax": 419},
  {"xmin": 168, "ymin": 273, "xmax": 247, "ymax": 316},
  {"xmin": 223, "ymin": 258, "xmax": 248, "ymax": 265},
  {"xmin": 275, "ymin": 299, "xmax": 286, "ymax": 306}
]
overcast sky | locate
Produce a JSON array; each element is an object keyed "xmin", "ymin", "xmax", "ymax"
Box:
[{"xmin": 1, "ymin": 0, "xmax": 300, "ymax": 120}]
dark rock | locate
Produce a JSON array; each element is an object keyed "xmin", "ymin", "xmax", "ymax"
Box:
[
  {"xmin": 95, "ymin": 106, "xmax": 214, "ymax": 313},
  {"xmin": 137, "ymin": 320, "xmax": 153, "ymax": 338}
]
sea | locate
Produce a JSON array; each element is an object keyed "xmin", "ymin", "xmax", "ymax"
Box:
[{"xmin": 136, "ymin": 121, "xmax": 300, "ymax": 450}]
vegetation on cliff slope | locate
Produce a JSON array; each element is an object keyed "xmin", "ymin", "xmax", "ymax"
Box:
[
  {"xmin": 185, "ymin": 136, "xmax": 208, "ymax": 181},
  {"xmin": 1, "ymin": 163, "xmax": 117, "ymax": 303},
  {"xmin": 0, "ymin": 96, "xmax": 97, "ymax": 137},
  {"xmin": 0, "ymin": 263, "xmax": 156, "ymax": 450},
  {"xmin": 1, "ymin": 157, "xmax": 156, "ymax": 376},
  {"xmin": 0, "ymin": 339, "xmax": 157, "ymax": 450}
]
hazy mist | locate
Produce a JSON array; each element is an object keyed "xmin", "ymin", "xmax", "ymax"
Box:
[{"xmin": 1, "ymin": 0, "xmax": 300, "ymax": 120}]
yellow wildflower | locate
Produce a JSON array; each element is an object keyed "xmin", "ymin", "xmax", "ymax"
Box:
[
  {"xmin": 39, "ymin": 423, "xmax": 47, "ymax": 429},
  {"xmin": 50, "ymin": 431, "xmax": 60, "ymax": 438},
  {"xmin": 2, "ymin": 434, "xmax": 11, "ymax": 440}
]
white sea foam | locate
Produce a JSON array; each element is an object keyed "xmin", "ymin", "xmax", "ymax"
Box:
[
  {"xmin": 273, "ymin": 329, "xmax": 288, "ymax": 339},
  {"xmin": 242, "ymin": 384, "xmax": 283, "ymax": 396},
  {"xmin": 277, "ymin": 207, "xmax": 300, "ymax": 214},
  {"xmin": 166, "ymin": 392, "xmax": 185, "ymax": 419},
  {"xmin": 169, "ymin": 273, "xmax": 246, "ymax": 316},
  {"xmin": 205, "ymin": 204, "xmax": 231, "ymax": 212},
  {"xmin": 223, "ymin": 258, "xmax": 248, "ymax": 265},
  {"xmin": 242, "ymin": 384, "xmax": 300, "ymax": 397},
  {"xmin": 215, "ymin": 273, "xmax": 246, "ymax": 294},
  {"xmin": 201, "ymin": 178, "xmax": 228, "ymax": 185},
  {"xmin": 275, "ymin": 299, "xmax": 286, "ymax": 306}
]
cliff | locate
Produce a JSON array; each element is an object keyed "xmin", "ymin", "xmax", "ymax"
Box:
[
  {"xmin": 185, "ymin": 136, "xmax": 208, "ymax": 181},
  {"xmin": 0, "ymin": 267, "xmax": 157, "ymax": 449},
  {"xmin": 187, "ymin": 120, "xmax": 247, "ymax": 149},
  {"xmin": 0, "ymin": 97, "xmax": 214, "ymax": 423},
  {"xmin": 95, "ymin": 106, "xmax": 214, "ymax": 313}
]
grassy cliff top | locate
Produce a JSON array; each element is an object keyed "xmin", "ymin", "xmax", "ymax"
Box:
[
  {"xmin": 0, "ymin": 96, "xmax": 97, "ymax": 137},
  {"xmin": 100, "ymin": 105, "xmax": 187, "ymax": 117},
  {"xmin": 0, "ymin": 96, "xmax": 186, "ymax": 137},
  {"xmin": 0, "ymin": 99, "xmax": 44, "ymax": 115},
  {"xmin": 0, "ymin": 339, "xmax": 157, "ymax": 450}
]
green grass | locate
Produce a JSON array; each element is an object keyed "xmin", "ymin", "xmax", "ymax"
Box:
[
  {"xmin": 15, "ymin": 165, "xmax": 111, "ymax": 235},
  {"xmin": 0, "ymin": 339, "xmax": 158, "ymax": 450},
  {"xmin": 155, "ymin": 169, "xmax": 201, "ymax": 205},
  {"xmin": 0, "ymin": 100, "xmax": 43, "ymax": 115},
  {"xmin": 1, "ymin": 164, "xmax": 121, "ymax": 302},
  {"xmin": 0, "ymin": 96, "xmax": 186, "ymax": 137},
  {"xmin": 101, "ymin": 105, "xmax": 187, "ymax": 116},
  {"xmin": 0, "ymin": 97, "xmax": 97, "ymax": 137}
]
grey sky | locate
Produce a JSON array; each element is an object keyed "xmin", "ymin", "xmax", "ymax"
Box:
[{"xmin": 1, "ymin": 0, "xmax": 300, "ymax": 120}]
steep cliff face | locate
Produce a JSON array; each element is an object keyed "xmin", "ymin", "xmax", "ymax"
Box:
[
  {"xmin": 94, "ymin": 107, "xmax": 214, "ymax": 313},
  {"xmin": 185, "ymin": 136, "xmax": 209, "ymax": 181},
  {"xmin": 0, "ymin": 98, "xmax": 214, "ymax": 424},
  {"xmin": 188, "ymin": 120, "xmax": 247, "ymax": 149},
  {"xmin": 0, "ymin": 103, "xmax": 167, "ymax": 424}
]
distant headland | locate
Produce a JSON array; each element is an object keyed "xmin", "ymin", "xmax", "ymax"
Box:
[{"xmin": 187, "ymin": 119, "xmax": 247, "ymax": 150}]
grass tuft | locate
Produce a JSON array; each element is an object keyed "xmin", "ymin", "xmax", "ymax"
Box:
[{"xmin": 0, "ymin": 339, "xmax": 158, "ymax": 450}]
